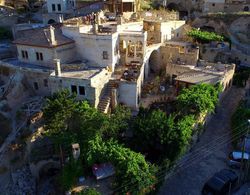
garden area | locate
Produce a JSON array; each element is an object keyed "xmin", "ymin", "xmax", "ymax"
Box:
[{"xmin": 42, "ymin": 83, "xmax": 222, "ymax": 194}]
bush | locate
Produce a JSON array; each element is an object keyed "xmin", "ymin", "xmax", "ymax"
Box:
[
  {"xmin": 77, "ymin": 188, "xmax": 100, "ymax": 195},
  {"xmin": 177, "ymin": 83, "xmax": 221, "ymax": 115},
  {"xmin": 87, "ymin": 136, "xmax": 158, "ymax": 194},
  {"xmin": 187, "ymin": 29, "xmax": 224, "ymax": 43}
]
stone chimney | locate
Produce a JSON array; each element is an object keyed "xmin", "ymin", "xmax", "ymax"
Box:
[
  {"xmin": 50, "ymin": 25, "xmax": 57, "ymax": 46},
  {"xmin": 54, "ymin": 59, "xmax": 61, "ymax": 76}
]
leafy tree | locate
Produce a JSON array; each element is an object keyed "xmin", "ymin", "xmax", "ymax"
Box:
[
  {"xmin": 77, "ymin": 188, "xmax": 101, "ymax": 195},
  {"xmin": 86, "ymin": 136, "xmax": 158, "ymax": 194},
  {"xmin": 102, "ymin": 105, "xmax": 131, "ymax": 139},
  {"xmin": 177, "ymin": 83, "xmax": 221, "ymax": 115},
  {"xmin": 59, "ymin": 159, "xmax": 84, "ymax": 190},
  {"xmin": 132, "ymin": 108, "xmax": 195, "ymax": 162},
  {"xmin": 132, "ymin": 108, "xmax": 174, "ymax": 153},
  {"xmin": 43, "ymin": 90, "xmax": 79, "ymax": 146},
  {"xmin": 187, "ymin": 29, "xmax": 224, "ymax": 43}
]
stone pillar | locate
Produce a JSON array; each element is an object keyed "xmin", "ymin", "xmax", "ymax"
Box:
[
  {"xmin": 54, "ymin": 59, "xmax": 61, "ymax": 76},
  {"xmin": 134, "ymin": 44, "xmax": 136, "ymax": 60},
  {"xmin": 111, "ymin": 88, "xmax": 117, "ymax": 111}
]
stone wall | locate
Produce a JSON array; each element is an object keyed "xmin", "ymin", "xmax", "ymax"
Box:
[
  {"xmin": 16, "ymin": 43, "xmax": 77, "ymax": 68},
  {"xmin": 62, "ymin": 26, "xmax": 119, "ymax": 71},
  {"xmin": 50, "ymin": 68, "xmax": 111, "ymax": 107}
]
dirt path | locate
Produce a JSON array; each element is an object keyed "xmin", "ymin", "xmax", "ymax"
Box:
[{"xmin": 159, "ymin": 87, "xmax": 245, "ymax": 195}]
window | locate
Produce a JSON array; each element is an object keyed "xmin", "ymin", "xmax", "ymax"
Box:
[
  {"xmin": 36, "ymin": 52, "xmax": 43, "ymax": 61},
  {"xmin": 71, "ymin": 85, "xmax": 77, "ymax": 94},
  {"xmin": 52, "ymin": 4, "xmax": 56, "ymax": 11},
  {"xmin": 103, "ymin": 51, "xmax": 108, "ymax": 59},
  {"xmin": 21, "ymin": 50, "xmax": 28, "ymax": 59},
  {"xmin": 34, "ymin": 82, "xmax": 39, "ymax": 90},
  {"xmin": 57, "ymin": 4, "xmax": 61, "ymax": 11},
  {"xmin": 43, "ymin": 79, "xmax": 48, "ymax": 87},
  {"xmin": 79, "ymin": 86, "xmax": 85, "ymax": 95},
  {"xmin": 212, "ymin": 3, "xmax": 215, "ymax": 6}
]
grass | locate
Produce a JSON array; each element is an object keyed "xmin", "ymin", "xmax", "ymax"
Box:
[{"xmin": 0, "ymin": 114, "xmax": 11, "ymax": 146}]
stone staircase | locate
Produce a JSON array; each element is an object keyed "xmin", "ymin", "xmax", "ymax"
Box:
[{"xmin": 97, "ymin": 80, "xmax": 118, "ymax": 113}]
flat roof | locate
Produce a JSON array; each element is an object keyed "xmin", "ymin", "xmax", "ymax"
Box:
[
  {"xmin": 175, "ymin": 71, "xmax": 221, "ymax": 84},
  {"xmin": 51, "ymin": 67, "xmax": 103, "ymax": 80}
]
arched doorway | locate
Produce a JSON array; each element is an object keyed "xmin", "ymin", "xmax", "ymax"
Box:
[
  {"xmin": 148, "ymin": 50, "xmax": 161, "ymax": 75},
  {"xmin": 48, "ymin": 19, "xmax": 56, "ymax": 24}
]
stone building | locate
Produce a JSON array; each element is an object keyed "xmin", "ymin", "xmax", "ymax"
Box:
[{"xmin": 0, "ymin": 14, "xmax": 186, "ymax": 112}]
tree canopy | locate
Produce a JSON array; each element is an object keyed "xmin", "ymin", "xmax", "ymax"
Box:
[
  {"xmin": 132, "ymin": 108, "xmax": 195, "ymax": 161},
  {"xmin": 87, "ymin": 136, "xmax": 158, "ymax": 194},
  {"xmin": 177, "ymin": 83, "xmax": 222, "ymax": 115},
  {"xmin": 187, "ymin": 29, "xmax": 224, "ymax": 43}
]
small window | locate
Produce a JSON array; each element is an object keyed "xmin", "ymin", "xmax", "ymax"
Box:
[
  {"xmin": 57, "ymin": 4, "xmax": 61, "ymax": 11},
  {"xmin": 36, "ymin": 52, "xmax": 43, "ymax": 61},
  {"xmin": 79, "ymin": 86, "xmax": 85, "ymax": 95},
  {"xmin": 44, "ymin": 79, "xmax": 48, "ymax": 87},
  {"xmin": 40, "ymin": 53, "xmax": 43, "ymax": 61},
  {"xmin": 71, "ymin": 85, "xmax": 77, "ymax": 94},
  {"xmin": 212, "ymin": 3, "xmax": 215, "ymax": 6},
  {"xmin": 21, "ymin": 50, "xmax": 28, "ymax": 59},
  {"xmin": 103, "ymin": 51, "xmax": 108, "ymax": 59},
  {"xmin": 34, "ymin": 82, "xmax": 39, "ymax": 90},
  {"xmin": 52, "ymin": 4, "xmax": 56, "ymax": 11}
]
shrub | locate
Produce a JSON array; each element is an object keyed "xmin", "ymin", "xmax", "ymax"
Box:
[{"xmin": 187, "ymin": 29, "xmax": 224, "ymax": 43}]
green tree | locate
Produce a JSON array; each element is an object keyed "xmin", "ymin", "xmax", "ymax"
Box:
[
  {"xmin": 187, "ymin": 29, "xmax": 224, "ymax": 43},
  {"xmin": 59, "ymin": 159, "xmax": 84, "ymax": 190},
  {"xmin": 86, "ymin": 136, "xmax": 158, "ymax": 194},
  {"xmin": 132, "ymin": 108, "xmax": 195, "ymax": 161},
  {"xmin": 102, "ymin": 105, "xmax": 131, "ymax": 139},
  {"xmin": 177, "ymin": 83, "xmax": 221, "ymax": 115},
  {"xmin": 133, "ymin": 108, "xmax": 174, "ymax": 153},
  {"xmin": 77, "ymin": 188, "xmax": 101, "ymax": 195},
  {"xmin": 43, "ymin": 90, "xmax": 79, "ymax": 146}
]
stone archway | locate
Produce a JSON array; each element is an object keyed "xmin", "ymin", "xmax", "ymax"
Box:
[{"xmin": 148, "ymin": 50, "xmax": 161, "ymax": 75}]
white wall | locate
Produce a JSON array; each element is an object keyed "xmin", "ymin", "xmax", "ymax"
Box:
[
  {"xmin": 50, "ymin": 68, "xmax": 111, "ymax": 107},
  {"xmin": 62, "ymin": 26, "xmax": 119, "ymax": 71},
  {"xmin": 161, "ymin": 21, "xmax": 186, "ymax": 42},
  {"xmin": 16, "ymin": 43, "xmax": 76, "ymax": 68},
  {"xmin": 118, "ymin": 81, "xmax": 138, "ymax": 109}
]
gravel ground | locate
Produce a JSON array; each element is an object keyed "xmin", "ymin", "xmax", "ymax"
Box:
[{"xmin": 159, "ymin": 87, "xmax": 245, "ymax": 195}]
